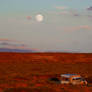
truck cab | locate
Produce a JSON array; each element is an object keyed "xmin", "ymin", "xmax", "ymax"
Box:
[{"xmin": 60, "ymin": 74, "xmax": 87, "ymax": 85}]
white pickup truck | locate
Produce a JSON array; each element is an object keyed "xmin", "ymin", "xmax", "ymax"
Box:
[{"xmin": 60, "ymin": 74, "xmax": 88, "ymax": 85}]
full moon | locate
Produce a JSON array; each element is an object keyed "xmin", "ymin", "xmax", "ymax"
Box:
[{"xmin": 36, "ymin": 14, "xmax": 44, "ymax": 22}]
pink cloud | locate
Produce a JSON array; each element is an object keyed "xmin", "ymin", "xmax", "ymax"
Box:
[
  {"xmin": 0, "ymin": 39, "xmax": 22, "ymax": 43},
  {"xmin": 56, "ymin": 6, "xmax": 68, "ymax": 10},
  {"xmin": 72, "ymin": 25, "xmax": 92, "ymax": 31},
  {"xmin": 26, "ymin": 16, "xmax": 32, "ymax": 20},
  {"xmin": 0, "ymin": 39, "xmax": 12, "ymax": 41},
  {"xmin": 79, "ymin": 25, "xmax": 91, "ymax": 30},
  {"xmin": 74, "ymin": 25, "xmax": 92, "ymax": 31},
  {"xmin": 59, "ymin": 25, "xmax": 92, "ymax": 32},
  {"xmin": 59, "ymin": 11, "xmax": 70, "ymax": 15}
]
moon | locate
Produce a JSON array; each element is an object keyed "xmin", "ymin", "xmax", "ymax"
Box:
[{"xmin": 36, "ymin": 14, "xmax": 44, "ymax": 22}]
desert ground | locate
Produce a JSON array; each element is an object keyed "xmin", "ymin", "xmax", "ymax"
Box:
[{"xmin": 0, "ymin": 52, "xmax": 92, "ymax": 92}]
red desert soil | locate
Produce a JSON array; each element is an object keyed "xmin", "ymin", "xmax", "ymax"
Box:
[{"xmin": 0, "ymin": 52, "xmax": 92, "ymax": 92}]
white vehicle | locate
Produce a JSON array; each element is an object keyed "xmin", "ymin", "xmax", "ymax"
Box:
[{"xmin": 60, "ymin": 74, "xmax": 88, "ymax": 85}]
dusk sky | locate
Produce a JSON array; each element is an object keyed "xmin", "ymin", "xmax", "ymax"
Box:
[{"xmin": 0, "ymin": 0, "xmax": 92, "ymax": 52}]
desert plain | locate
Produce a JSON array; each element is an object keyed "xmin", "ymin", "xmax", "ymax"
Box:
[{"xmin": 0, "ymin": 52, "xmax": 92, "ymax": 92}]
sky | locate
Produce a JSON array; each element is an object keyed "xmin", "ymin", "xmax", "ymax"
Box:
[{"xmin": 0, "ymin": 0, "xmax": 92, "ymax": 52}]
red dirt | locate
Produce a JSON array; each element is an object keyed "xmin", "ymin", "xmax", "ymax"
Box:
[
  {"xmin": 0, "ymin": 52, "xmax": 92, "ymax": 92},
  {"xmin": 0, "ymin": 52, "xmax": 92, "ymax": 63}
]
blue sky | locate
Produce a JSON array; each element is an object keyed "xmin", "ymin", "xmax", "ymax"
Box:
[
  {"xmin": 0, "ymin": 0, "xmax": 92, "ymax": 52},
  {"xmin": 0, "ymin": 0, "xmax": 92, "ymax": 14}
]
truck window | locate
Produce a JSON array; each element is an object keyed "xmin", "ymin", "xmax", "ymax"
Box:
[
  {"xmin": 72, "ymin": 77, "xmax": 81, "ymax": 80},
  {"xmin": 61, "ymin": 77, "xmax": 69, "ymax": 81}
]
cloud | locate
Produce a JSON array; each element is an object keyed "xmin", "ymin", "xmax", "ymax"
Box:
[
  {"xmin": 87, "ymin": 15, "xmax": 92, "ymax": 19},
  {"xmin": 71, "ymin": 11, "xmax": 80, "ymax": 17},
  {"xmin": 69, "ymin": 9, "xmax": 80, "ymax": 17},
  {"xmin": 87, "ymin": 6, "xmax": 92, "ymax": 11},
  {"xmin": 55, "ymin": 6, "xmax": 80, "ymax": 17},
  {"xmin": 0, "ymin": 39, "xmax": 24, "ymax": 44},
  {"xmin": 59, "ymin": 11, "xmax": 70, "ymax": 15},
  {"xmin": 0, "ymin": 39, "xmax": 39, "ymax": 51},
  {"xmin": 58, "ymin": 9, "xmax": 80, "ymax": 17},
  {"xmin": 56, "ymin": 6, "xmax": 68, "ymax": 10},
  {"xmin": 0, "ymin": 39, "xmax": 32, "ymax": 50},
  {"xmin": 0, "ymin": 39, "xmax": 12, "ymax": 41},
  {"xmin": 73, "ymin": 14, "xmax": 80, "ymax": 16},
  {"xmin": 26, "ymin": 16, "xmax": 32, "ymax": 20},
  {"xmin": 79, "ymin": 25, "xmax": 91, "ymax": 30},
  {"xmin": 73, "ymin": 25, "xmax": 92, "ymax": 31},
  {"xmin": 62, "ymin": 25, "xmax": 92, "ymax": 32}
]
